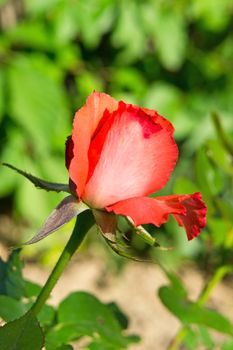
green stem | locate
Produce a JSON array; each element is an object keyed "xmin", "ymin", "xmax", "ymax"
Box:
[
  {"xmin": 31, "ymin": 210, "xmax": 94, "ymax": 316},
  {"xmin": 211, "ymin": 111, "xmax": 233, "ymax": 157},
  {"xmin": 167, "ymin": 265, "xmax": 233, "ymax": 350},
  {"xmin": 197, "ymin": 265, "xmax": 233, "ymax": 307},
  {"xmin": 168, "ymin": 327, "xmax": 189, "ymax": 350}
]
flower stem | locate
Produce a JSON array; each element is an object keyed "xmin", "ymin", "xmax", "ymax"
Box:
[
  {"xmin": 167, "ymin": 265, "xmax": 233, "ymax": 350},
  {"xmin": 197, "ymin": 265, "xmax": 233, "ymax": 307},
  {"xmin": 30, "ymin": 210, "xmax": 94, "ymax": 316}
]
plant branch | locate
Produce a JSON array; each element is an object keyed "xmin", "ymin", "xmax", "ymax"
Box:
[{"xmin": 30, "ymin": 210, "xmax": 94, "ymax": 315}]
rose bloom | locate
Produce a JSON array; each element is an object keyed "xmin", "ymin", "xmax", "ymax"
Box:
[{"xmin": 66, "ymin": 92, "xmax": 207, "ymax": 241}]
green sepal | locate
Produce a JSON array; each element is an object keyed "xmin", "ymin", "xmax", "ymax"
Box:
[
  {"xmin": 25, "ymin": 197, "xmax": 89, "ymax": 245},
  {"xmin": 3, "ymin": 163, "xmax": 70, "ymax": 193}
]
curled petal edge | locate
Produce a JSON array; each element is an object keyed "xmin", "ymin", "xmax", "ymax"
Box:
[{"xmin": 106, "ymin": 192, "xmax": 207, "ymax": 241}]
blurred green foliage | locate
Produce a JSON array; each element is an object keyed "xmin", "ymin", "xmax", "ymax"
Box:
[{"xmin": 0, "ymin": 0, "xmax": 233, "ymax": 259}]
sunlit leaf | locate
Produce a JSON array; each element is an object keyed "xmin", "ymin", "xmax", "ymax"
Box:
[
  {"xmin": 45, "ymin": 291, "xmax": 137, "ymax": 350},
  {"xmin": 159, "ymin": 285, "xmax": 233, "ymax": 335},
  {"xmin": 8, "ymin": 55, "xmax": 69, "ymax": 153},
  {"xmin": 111, "ymin": 0, "xmax": 145, "ymax": 62}
]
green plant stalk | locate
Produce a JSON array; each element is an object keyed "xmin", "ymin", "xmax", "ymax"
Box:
[
  {"xmin": 168, "ymin": 327, "xmax": 189, "ymax": 350},
  {"xmin": 197, "ymin": 265, "xmax": 233, "ymax": 307},
  {"xmin": 211, "ymin": 112, "xmax": 233, "ymax": 157},
  {"xmin": 167, "ymin": 265, "xmax": 233, "ymax": 350},
  {"xmin": 30, "ymin": 210, "xmax": 94, "ymax": 316}
]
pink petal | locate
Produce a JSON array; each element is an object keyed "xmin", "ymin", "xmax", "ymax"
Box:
[
  {"xmin": 67, "ymin": 92, "xmax": 118, "ymax": 198},
  {"xmin": 83, "ymin": 102, "xmax": 178, "ymax": 208},
  {"xmin": 107, "ymin": 192, "xmax": 207, "ymax": 240},
  {"xmin": 163, "ymin": 192, "xmax": 207, "ymax": 240},
  {"xmin": 107, "ymin": 196, "xmax": 185, "ymax": 226},
  {"xmin": 142, "ymin": 107, "xmax": 175, "ymax": 134}
]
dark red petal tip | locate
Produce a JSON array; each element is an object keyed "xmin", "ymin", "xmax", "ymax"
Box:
[{"xmin": 65, "ymin": 135, "xmax": 74, "ymax": 170}]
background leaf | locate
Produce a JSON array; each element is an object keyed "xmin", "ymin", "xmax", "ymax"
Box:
[
  {"xmin": 159, "ymin": 285, "xmax": 233, "ymax": 335},
  {"xmin": 0, "ymin": 250, "xmax": 25, "ymax": 300},
  {"xmin": 0, "ymin": 311, "xmax": 44, "ymax": 350}
]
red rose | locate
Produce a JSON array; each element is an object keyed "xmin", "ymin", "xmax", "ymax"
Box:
[{"xmin": 66, "ymin": 92, "xmax": 207, "ymax": 240}]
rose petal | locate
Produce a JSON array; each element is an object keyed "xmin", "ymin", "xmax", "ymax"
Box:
[
  {"xmin": 83, "ymin": 102, "xmax": 178, "ymax": 208},
  {"xmin": 142, "ymin": 107, "xmax": 175, "ymax": 134},
  {"xmin": 68, "ymin": 92, "xmax": 118, "ymax": 198},
  {"xmin": 65, "ymin": 136, "xmax": 74, "ymax": 170},
  {"xmin": 162, "ymin": 192, "xmax": 207, "ymax": 240},
  {"xmin": 107, "ymin": 196, "xmax": 185, "ymax": 226},
  {"xmin": 107, "ymin": 192, "xmax": 207, "ymax": 240}
]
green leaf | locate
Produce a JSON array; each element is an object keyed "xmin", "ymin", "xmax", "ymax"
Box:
[
  {"xmin": 165, "ymin": 271, "xmax": 188, "ymax": 299},
  {"xmin": 222, "ymin": 339, "xmax": 233, "ymax": 350},
  {"xmin": 151, "ymin": 8, "xmax": 187, "ymax": 70},
  {"xmin": 87, "ymin": 334, "xmax": 140, "ymax": 350},
  {"xmin": 195, "ymin": 148, "xmax": 225, "ymax": 208},
  {"xmin": 6, "ymin": 22, "xmax": 52, "ymax": 51},
  {"xmin": 57, "ymin": 292, "xmax": 136, "ymax": 348},
  {"xmin": 111, "ymin": 0, "xmax": 146, "ymax": 63},
  {"xmin": 75, "ymin": 71, "xmax": 104, "ymax": 99},
  {"xmin": 0, "ymin": 129, "xmax": 26, "ymax": 197},
  {"xmin": 159, "ymin": 286, "xmax": 233, "ymax": 335},
  {"xmin": 45, "ymin": 324, "xmax": 81, "ymax": 350},
  {"xmin": 86, "ymin": 340, "xmax": 122, "ymax": 350},
  {"xmin": 0, "ymin": 250, "xmax": 25, "ymax": 300},
  {"xmin": 0, "ymin": 311, "xmax": 44, "ymax": 350},
  {"xmin": 207, "ymin": 139, "xmax": 233, "ymax": 174},
  {"xmin": 24, "ymin": 280, "xmax": 41, "ymax": 298},
  {"xmin": 211, "ymin": 111, "xmax": 233, "ymax": 157},
  {"xmin": 0, "ymin": 296, "xmax": 27, "ymax": 322},
  {"xmin": 110, "ymin": 68, "xmax": 146, "ymax": 98},
  {"xmin": 0, "ymin": 295, "xmax": 55, "ymax": 328},
  {"xmin": 106, "ymin": 302, "xmax": 128, "ymax": 330},
  {"xmin": 182, "ymin": 327, "xmax": 198, "ymax": 350},
  {"xmin": 190, "ymin": 0, "xmax": 232, "ymax": 31},
  {"xmin": 71, "ymin": 0, "xmax": 114, "ymax": 49},
  {"xmin": 37, "ymin": 304, "xmax": 56, "ymax": 327},
  {"xmin": 216, "ymin": 198, "xmax": 233, "ymax": 221},
  {"xmin": 198, "ymin": 326, "xmax": 215, "ymax": 348},
  {"xmin": 8, "ymin": 55, "xmax": 69, "ymax": 153},
  {"xmin": 24, "ymin": 0, "xmax": 60, "ymax": 15},
  {"xmin": 208, "ymin": 218, "xmax": 228, "ymax": 246}
]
